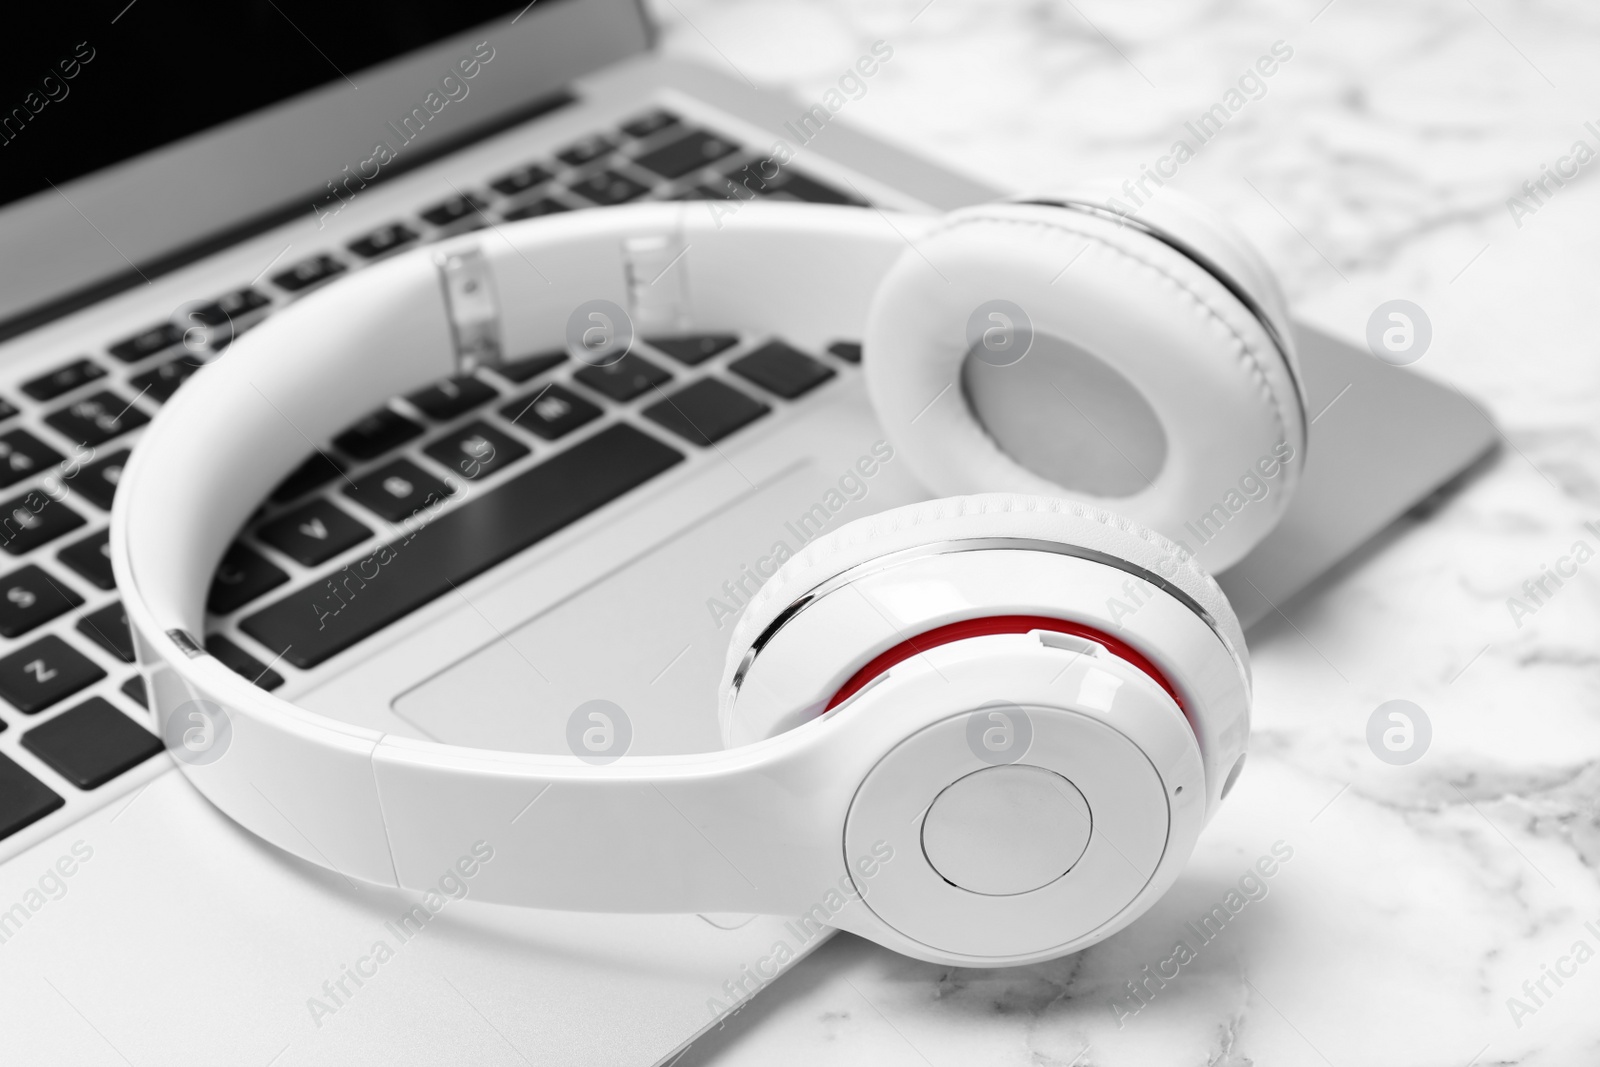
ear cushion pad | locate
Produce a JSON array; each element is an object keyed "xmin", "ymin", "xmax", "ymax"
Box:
[
  {"xmin": 863, "ymin": 202, "xmax": 1306, "ymax": 572},
  {"xmin": 718, "ymin": 493, "xmax": 1247, "ymax": 737}
]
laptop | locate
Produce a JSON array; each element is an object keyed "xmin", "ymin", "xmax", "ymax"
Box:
[{"xmin": 0, "ymin": 3, "xmax": 1495, "ymax": 1064}]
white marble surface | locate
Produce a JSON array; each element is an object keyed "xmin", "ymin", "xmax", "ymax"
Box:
[{"xmin": 650, "ymin": 1, "xmax": 1600, "ymax": 1064}]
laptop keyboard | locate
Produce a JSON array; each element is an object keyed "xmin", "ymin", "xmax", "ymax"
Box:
[{"xmin": 0, "ymin": 105, "xmax": 868, "ymax": 849}]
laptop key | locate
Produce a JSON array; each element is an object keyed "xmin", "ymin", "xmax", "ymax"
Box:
[
  {"xmin": 22, "ymin": 697, "xmax": 162, "ymax": 790},
  {"xmin": 644, "ymin": 378, "xmax": 770, "ymax": 446},
  {"xmin": 0, "ymin": 429, "xmax": 64, "ymax": 489},
  {"xmin": 242, "ymin": 423, "xmax": 683, "ymax": 670},
  {"xmin": 129, "ymin": 356, "xmax": 202, "ymax": 404},
  {"xmin": 0, "ymin": 753, "xmax": 63, "ymax": 840},
  {"xmin": 77, "ymin": 601, "xmax": 135, "ymax": 663},
  {"xmin": 206, "ymin": 635, "xmax": 283, "ymax": 691},
  {"xmin": 0, "ymin": 492, "xmax": 85, "ymax": 556},
  {"xmin": 22, "ymin": 358, "xmax": 107, "ymax": 401},
  {"xmin": 45, "ymin": 390, "xmax": 151, "ymax": 447},
  {"xmin": 424, "ymin": 421, "xmax": 529, "ymax": 481},
  {"xmin": 491, "ymin": 163, "xmax": 554, "ymax": 196},
  {"xmin": 273, "ymin": 254, "xmax": 346, "ymax": 292},
  {"xmin": 500, "ymin": 383, "xmax": 601, "ymax": 440},
  {"xmin": 332, "ymin": 408, "xmax": 424, "ymax": 461},
  {"xmin": 69, "ymin": 449, "xmax": 130, "ymax": 512},
  {"xmin": 257, "ymin": 499, "xmax": 371, "ymax": 566},
  {"xmin": 730, "ymin": 340, "xmax": 837, "ymax": 399},
  {"xmin": 107, "ymin": 322, "xmax": 184, "ymax": 363},
  {"xmin": 120, "ymin": 675, "xmax": 147, "ymax": 708},
  {"xmin": 634, "ymin": 130, "xmax": 740, "ymax": 180},
  {"xmin": 557, "ymin": 133, "xmax": 615, "ymax": 167},
  {"xmin": 348, "ymin": 222, "xmax": 419, "ymax": 259},
  {"xmin": 502, "ymin": 197, "xmax": 570, "ymax": 221},
  {"xmin": 270, "ymin": 452, "xmax": 345, "ymax": 504},
  {"xmin": 57, "ymin": 530, "xmax": 114, "ymax": 590},
  {"xmin": 570, "ymin": 170, "xmax": 650, "ymax": 206},
  {"xmin": 827, "ymin": 340, "xmax": 862, "ymax": 364},
  {"xmin": 494, "ymin": 350, "xmax": 566, "ymax": 384},
  {"xmin": 775, "ymin": 172, "xmax": 861, "ymax": 205},
  {"xmin": 193, "ymin": 287, "xmax": 271, "ymax": 325},
  {"xmin": 0, "ymin": 635, "xmax": 105, "ymax": 714},
  {"xmin": 0, "ymin": 565, "xmax": 83, "ymax": 638},
  {"xmin": 573, "ymin": 352, "xmax": 671, "ymax": 402},
  {"xmin": 207, "ymin": 543, "xmax": 288, "ymax": 615},
  {"xmin": 343, "ymin": 459, "xmax": 453, "ymax": 522},
  {"xmin": 406, "ymin": 376, "xmax": 498, "ymax": 421},
  {"xmin": 620, "ymin": 109, "xmax": 681, "ymax": 139},
  {"xmin": 647, "ymin": 334, "xmax": 739, "ymax": 366},
  {"xmin": 0, "ymin": 397, "xmax": 17, "ymax": 422},
  {"xmin": 420, "ymin": 194, "xmax": 487, "ymax": 227}
]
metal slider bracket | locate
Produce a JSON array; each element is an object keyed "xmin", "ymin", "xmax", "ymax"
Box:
[
  {"xmin": 435, "ymin": 246, "xmax": 503, "ymax": 373},
  {"xmin": 622, "ymin": 232, "xmax": 690, "ymax": 333}
]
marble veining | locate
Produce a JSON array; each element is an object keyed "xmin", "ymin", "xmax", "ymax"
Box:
[{"xmin": 651, "ymin": 0, "xmax": 1600, "ymax": 1063}]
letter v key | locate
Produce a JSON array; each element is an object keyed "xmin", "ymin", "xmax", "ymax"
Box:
[{"xmin": 299, "ymin": 518, "xmax": 329, "ymax": 540}]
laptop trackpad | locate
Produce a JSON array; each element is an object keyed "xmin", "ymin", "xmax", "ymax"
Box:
[{"xmin": 392, "ymin": 457, "xmax": 915, "ymax": 755}]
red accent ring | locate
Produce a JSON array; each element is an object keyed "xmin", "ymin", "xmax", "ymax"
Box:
[{"xmin": 824, "ymin": 615, "xmax": 1185, "ymax": 712}]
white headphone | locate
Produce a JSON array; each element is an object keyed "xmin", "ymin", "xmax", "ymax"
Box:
[{"xmin": 112, "ymin": 193, "xmax": 1303, "ymax": 966}]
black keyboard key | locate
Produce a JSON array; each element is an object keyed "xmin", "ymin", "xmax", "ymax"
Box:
[
  {"xmin": 424, "ymin": 421, "xmax": 529, "ymax": 481},
  {"xmin": 108, "ymin": 322, "xmax": 183, "ymax": 363},
  {"xmin": 494, "ymin": 351, "xmax": 566, "ymax": 384},
  {"xmin": 67, "ymin": 449, "xmax": 129, "ymax": 511},
  {"xmin": 557, "ymin": 133, "xmax": 615, "ymax": 167},
  {"xmin": 273, "ymin": 254, "xmax": 346, "ymax": 292},
  {"xmin": 23, "ymin": 358, "xmax": 106, "ymax": 401},
  {"xmin": 45, "ymin": 391, "xmax": 151, "ymax": 447},
  {"xmin": 257, "ymin": 500, "xmax": 371, "ymax": 566},
  {"xmin": 348, "ymin": 222, "xmax": 419, "ymax": 259},
  {"xmin": 420, "ymin": 194, "xmax": 487, "ymax": 228},
  {"xmin": 730, "ymin": 340, "xmax": 836, "ymax": 399},
  {"xmin": 500, "ymin": 383, "xmax": 601, "ymax": 440},
  {"xmin": 243, "ymin": 424, "xmax": 682, "ymax": 669},
  {"xmin": 0, "ymin": 429, "xmax": 63, "ymax": 489},
  {"xmin": 490, "ymin": 163, "xmax": 554, "ymax": 197},
  {"xmin": 675, "ymin": 185, "xmax": 734, "ymax": 201},
  {"xmin": 634, "ymin": 130, "xmax": 740, "ymax": 179},
  {"xmin": 0, "ymin": 397, "xmax": 19, "ymax": 422},
  {"xmin": 573, "ymin": 353, "xmax": 671, "ymax": 402},
  {"xmin": 129, "ymin": 357, "xmax": 201, "ymax": 404},
  {"xmin": 57, "ymin": 530, "xmax": 113, "ymax": 590},
  {"xmin": 647, "ymin": 334, "xmax": 739, "ymax": 366},
  {"xmin": 775, "ymin": 172, "xmax": 861, "ymax": 205},
  {"xmin": 23, "ymin": 697, "xmax": 162, "ymax": 789},
  {"xmin": 570, "ymin": 171, "xmax": 650, "ymax": 206},
  {"xmin": 827, "ymin": 340, "xmax": 862, "ymax": 364},
  {"xmin": 644, "ymin": 379, "xmax": 769, "ymax": 446},
  {"xmin": 0, "ymin": 753, "xmax": 63, "ymax": 839},
  {"xmin": 620, "ymin": 109, "xmax": 681, "ymax": 139},
  {"xmin": 270, "ymin": 452, "xmax": 345, "ymax": 504},
  {"xmin": 343, "ymin": 459, "xmax": 453, "ymax": 522},
  {"xmin": 502, "ymin": 197, "xmax": 570, "ymax": 221},
  {"xmin": 120, "ymin": 675, "xmax": 146, "ymax": 708},
  {"xmin": 0, "ymin": 635, "xmax": 105, "ymax": 714},
  {"xmin": 0, "ymin": 565, "xmax": 83, "ymax": 638},
  {"xmin": 77, "ymin": 601, "xmax": 134, "ymax": 663},
  {"xmin": 206, "ymin": 635, "xmax": 283, "ymax": 691},
  {"xmin": 723, "ymin": 161, "xmax": 779, "ymax": 196},
  {"xmin": 207, "ymin": 543, "xmax": 288, "ymax": 615},
  {"xmin": 192, "ymin": 287, "xmax": 271, "ymax": 326},
  {"xmin": 0, "ymin": 492, "xmax": 85, "ymax": 556},
  {"xmin": 333, "ymin": 408, "xmax": 424, "ymax": 461},
  {"xmin": 406, "ymin": 376, "xmax": 498, "ymax": 421}
]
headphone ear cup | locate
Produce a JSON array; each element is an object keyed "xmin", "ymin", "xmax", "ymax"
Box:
[
  {"xmin": 862, "ymin": 199, "xmax": 1305, "ymax": 572},
  {"xmin": 718, "ymin": 492, "xmax": 1247, "ymax": 749}
]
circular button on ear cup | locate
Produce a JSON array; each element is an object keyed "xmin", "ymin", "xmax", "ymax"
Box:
[
  {"xmin": 863, "ymin": 197, "xmax": 1306, "ymax": 572},
  {"xmin": 920, "ymin": 765, "xmax": 1092, "ymax": 896}
]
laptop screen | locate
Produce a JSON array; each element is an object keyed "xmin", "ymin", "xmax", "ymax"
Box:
[
  {"xmin": 0, "ymin": 0, "xmax": 649, "ymax": 339},
  {"xmin": 0, "ymin": 2, "xmax": 546, "ymax": 210}
]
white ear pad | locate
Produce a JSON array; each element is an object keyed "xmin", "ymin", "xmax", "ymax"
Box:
[
  {"xmin": 717, "ymin": 494, "xmax": 1251, "ymax": 814},
  {"xmin": 863, "ymin": 200, "xmax": 1305, "ymax": 572}
]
